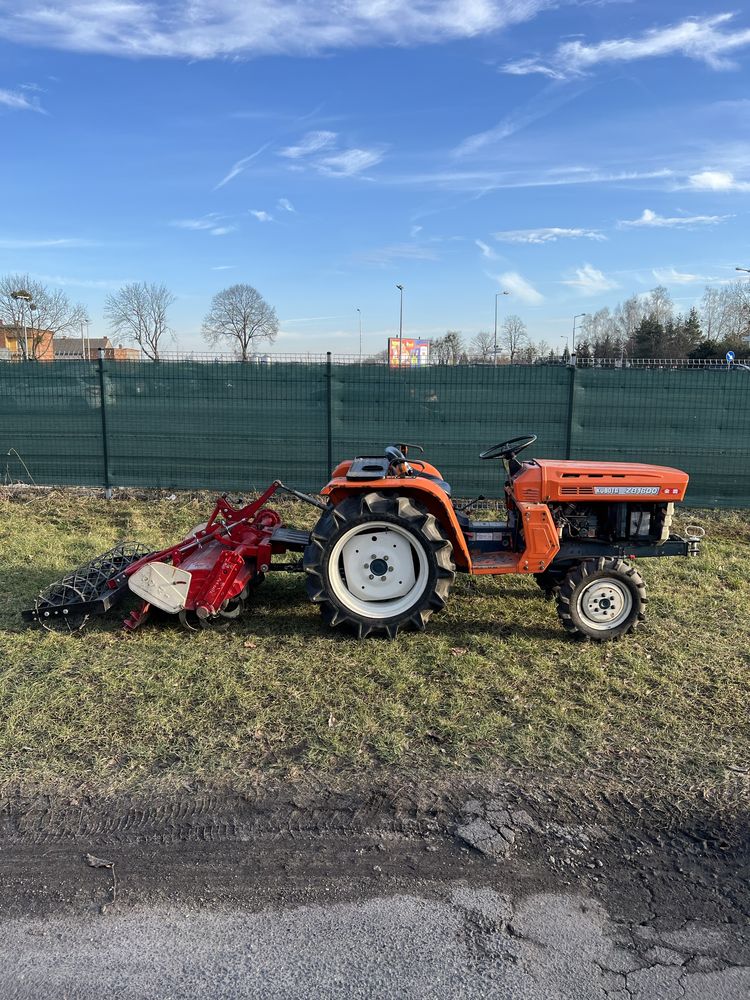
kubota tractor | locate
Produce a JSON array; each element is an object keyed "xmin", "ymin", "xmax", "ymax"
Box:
[
  {"xmin": 23, "ymin": 434, "xmax": 702, "ymax": 641},
  {"xmin": 303, "ymin": 434, "xmax": 701, "ymax": 641}
]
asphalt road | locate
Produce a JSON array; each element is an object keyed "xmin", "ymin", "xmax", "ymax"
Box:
[
  {"xmin": 4, "ymin": 878, "xmax": 748, "ymax": 999},
  {"xmin": 2, "ymin": 776, "xmax": 748, "ymax": 1000}
]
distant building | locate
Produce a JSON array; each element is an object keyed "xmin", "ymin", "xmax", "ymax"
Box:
[
  {"xmin": 53, "ymin": 337, "xmax": 140, "ymax": 361},
  {"xmin": 0, "ymin": 324, "xmax": 54, "ymax": 361}
]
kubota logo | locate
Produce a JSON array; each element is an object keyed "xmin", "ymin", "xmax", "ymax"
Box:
[{"xmin": 593, "ymin": 486, "xmax": 660, "ymax": 495}]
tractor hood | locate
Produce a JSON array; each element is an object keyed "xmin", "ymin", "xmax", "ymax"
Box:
[{"xmin": 515, "ymin": 459, "xmax": 689, "ymax": 503}]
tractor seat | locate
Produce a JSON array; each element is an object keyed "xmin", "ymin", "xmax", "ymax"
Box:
[{"xmin": 415, "ymin": 471, "xmax": 451, "ymax": 496}]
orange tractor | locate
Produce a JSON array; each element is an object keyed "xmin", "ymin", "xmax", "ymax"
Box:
[
  {"xmin": 24, "ymin": 435, "xmax": 701, "ymax": 641},
  {"xmin": 304, "ymin": 435, "xmax": 701, "ymax": 641}
]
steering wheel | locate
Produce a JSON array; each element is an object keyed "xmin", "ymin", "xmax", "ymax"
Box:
[{"xmin": 480, "ymin": 434, "xmax": 537, "ymax": 461}]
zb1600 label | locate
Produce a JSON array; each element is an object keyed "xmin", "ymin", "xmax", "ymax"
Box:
[{"xmin": 594, "ymin": 486, "xmax": 660, "ymax": 495}]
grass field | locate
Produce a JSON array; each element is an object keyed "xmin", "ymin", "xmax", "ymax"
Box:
[{"xmin": 0, "ymin": 489, "xmax": 748, "ymax": 793}]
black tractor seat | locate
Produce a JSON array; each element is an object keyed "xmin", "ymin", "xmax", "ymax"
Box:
[{"xmin": 414, "ymin": 471, "xmax": 451, "ymax": 496}]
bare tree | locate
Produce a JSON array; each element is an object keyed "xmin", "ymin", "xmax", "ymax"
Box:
[
  {"xmin": 700, "ymin": 282, "xmax": 750, "ymax": 342},
  {"xmin": 500, "ymin": 314, "xmax": 528, "ymax": 362},
  {"xmin": 614, "ymin": 294, "xmax": 646, "ymax": 349},
  {"xmin": 471, "ymin": 330, "xmax": 494, "ymax": 362},
  {"xmin": 430, "ymin": 330, "xmax": 465, "ymax": 365},
  {"xmin": 0, "ymin": 273, "xmax": 87, "ymax": 359},
  {"xmin": 105, "ymin": 282, "xmax": 175, "ymax": 360},
  {"xmin": 202, "ymin": 284, "xmax": 278, "ymax": 361},
  {"xmin": 536, "ymin": 339, "xmax": 552, "ymax": 358},
  {"xmin": 644, "ymin": 285, "xmax": 673, "ymax": 327}
]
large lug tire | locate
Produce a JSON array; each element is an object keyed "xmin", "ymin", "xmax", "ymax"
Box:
[
  {"xmin": 556, "ymin": 558, "xmax": 646, "ymax": 641},
  {"xmin": 533, "ymin": 567, "xmax": 567, "ymax": 600},
  {"xmin": 304, "ymin": 492, "xmax": 455, "ymax": 639}
]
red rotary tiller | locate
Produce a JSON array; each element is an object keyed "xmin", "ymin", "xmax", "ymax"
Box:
[{"xmin": 22, "ymin": 482, "xmax": 313, "ymax": 633}]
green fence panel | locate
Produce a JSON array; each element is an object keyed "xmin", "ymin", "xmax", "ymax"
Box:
[
  {"xmin": 0, "ymin": 361, "xmax": 105, "ymax": 486},
  {"xmin": 1, "ymin": 360, "xmax": 748, "ymax": 506},
  {"xmin": 100, "ymin": 360, "xmax": 330, "ymax": 491},
  {"xmin": 572, "ymin": 368, "xmax": 750, "ymax": 508},
  {"xmin": 330, "ymin": 363, "xmax": 571, "ymax": 496}
]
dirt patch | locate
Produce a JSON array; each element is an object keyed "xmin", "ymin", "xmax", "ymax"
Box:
[{"xmin": 0, "ymin": 770, "xmax": 747, "ymax": 937}]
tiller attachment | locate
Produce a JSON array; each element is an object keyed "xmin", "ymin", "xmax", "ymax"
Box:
[{"xmin": 22, "ymin": 481, "xmax": 313, "ymax": 634}]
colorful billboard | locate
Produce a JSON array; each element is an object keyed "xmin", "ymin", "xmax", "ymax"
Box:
[{"xmin": 388, "ymin": 337, "xmax": 430, "ymax": 368}]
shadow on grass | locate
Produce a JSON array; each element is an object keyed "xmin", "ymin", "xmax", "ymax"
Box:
[{"xmin": 4, "ymin": 564, "xmax": 562, "ymax": 644}]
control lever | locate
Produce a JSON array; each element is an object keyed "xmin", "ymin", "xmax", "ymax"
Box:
[{"xmin": 455, "ymin": 495, "xmax": 486, "ymax": 513}]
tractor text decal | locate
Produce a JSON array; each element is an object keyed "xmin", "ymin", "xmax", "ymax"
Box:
[{"xmin": 593, "ymin": 486, "xmax": 660, "ymax": 495}]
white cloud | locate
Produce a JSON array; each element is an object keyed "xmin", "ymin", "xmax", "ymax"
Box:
[
  {"xmin": 387, "ymin": 167, "xmax": 673, "ymax": 194},
  {"xmin": 475, "ymin": 239, "xmax": 496, "ymax": 260},
  {"xmin": 618, "ymin": 208, "xmax": 730, "ymax": 228},
  {"xmin": 687, "ymin": 169, "xmax": 750, "ymax": 192},
  {"xmin": 0, "ymin": 2, "xmax": 554, "ymax": 59},
  {"xmin": 31, "ymin": 273, "xmax": 128, "ymax": 289},
  {"xmin": 563, "ymin": 265, "xmax": 618, "ymax": 295},
  {"xmin": 250, "ymin": 210, "xmax": 273, "ymax": 222},
  {"xmin": 358, "ymin": 244, "xmax": 440, "ymax": 266},
  {"xmin": 0, "ymin": 87, "xmax": 45, "ymax": 112},
  {"xmin": 0, "ymin": 236, "xmax": 94, "ymax": 249},
  {"xmin": 503, "ymin": 14, "xmax": 750, "ymax": 80},
  {"xmin": 211, "ymin": 265, "xmax": 236, "ymax": 271},
  {"xmin": 279, "ymin": 131, "xmax": 337, "ymax": 159},
  {"xmin": 493, "ymin": 226, "xmax": 605, "ymax": 244},
  {"xmin": 278, "ymin": 132, "xmax": 384, "ymax": 178},
  {"xmin": 277, "ymin": 197, "xmax": 295, "ymax": 212},
  {"xmin": 171, "ymin": 214, "xmax": 236, "ymax": 236},
  {"xmin": 317, "ymin": 148, "xmax": 384, "ymax": 176},
  {"xmin": 214, "ymin": 143, "xmax": 270, "ymax": 189},
  {"xmin": 454, "ymin": 81, "xmax": 585, "ymax": 156},
  {"xmin": 497, "ymin": 271, "xmax": 544, "ymax": 304},
  {"xmin": 651, "ymin": 267, "xmax": 717, "ymax": 285}
]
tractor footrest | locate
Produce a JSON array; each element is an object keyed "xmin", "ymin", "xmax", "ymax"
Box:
[
  {"xmin": 270, "ymin": 526, "xmax": 311, "ymax": 550},
  {"xmin": 471, "ymin": 552, "xmax": 518, "ymax": 572}
]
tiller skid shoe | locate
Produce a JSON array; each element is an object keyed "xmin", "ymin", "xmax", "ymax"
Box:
[{"xmin": 22, "ymin": 482, "xmax": 314, "ymax": 633}]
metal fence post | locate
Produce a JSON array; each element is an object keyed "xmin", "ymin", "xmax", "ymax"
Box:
[
  {"xmin": 97, "ymin": 348, "xmax": 113, "ymax": 499},
  {"xmin": 565, "ymin": 363, "xmax": 577, "ymax": 460},
  {"xmin": 326, "ymin": 351, "xmax": 333, "ymax": 474}
]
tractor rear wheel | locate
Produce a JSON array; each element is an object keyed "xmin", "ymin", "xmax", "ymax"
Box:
[
  {"xmin": 556, "ymin": 558, "xmax": 646, "ymax": 640},
  {"xmin": 304, "ymin": 492, "xmax": 455, "ymax": 638}
]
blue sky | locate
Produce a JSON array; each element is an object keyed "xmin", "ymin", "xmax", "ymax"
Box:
[{"xmin": 1, "ymin": 2, "xmax": 749, "ymax": 354}]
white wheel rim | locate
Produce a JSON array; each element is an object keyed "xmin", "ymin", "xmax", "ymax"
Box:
[
  {"xmin": 577, "ymin": 578, "xmax": 633, "ymax": 631},
  {"xmin": 328, "ymin": 521, "xmax": 429, "ymax": 619}
]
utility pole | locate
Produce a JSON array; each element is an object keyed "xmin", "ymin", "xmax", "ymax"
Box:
[
  {"xmin": 356, "ymin": 307, "xmax": 362, "ymax": 363},
  {"xmin": 396, "ymin": 284, "xmax": 404, "ymax": 339},
  {"xmin": 571, "ymin": 313, "xmax": 587, "ymax": 365},
  {"xmin": 494, "ymin": 290, "xmax": 510, "ymax": 366}
]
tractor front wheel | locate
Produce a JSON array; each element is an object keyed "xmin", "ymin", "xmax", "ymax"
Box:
[
  {"xmin": 304, "ymin": 492, "xmax": 455, "ymax": 639},
  {"xmin": 556, "ymin": 558, "xmax": 646, "ymax": 640}
]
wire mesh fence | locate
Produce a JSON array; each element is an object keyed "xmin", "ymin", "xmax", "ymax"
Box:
[{"xmin": 1, "ymin": 356, "xmax": 748, "ymax": 506}]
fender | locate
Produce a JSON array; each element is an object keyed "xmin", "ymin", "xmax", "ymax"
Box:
[{"xmin": 323, "ymin": 474, "xmax": 472, "ymax": 570}]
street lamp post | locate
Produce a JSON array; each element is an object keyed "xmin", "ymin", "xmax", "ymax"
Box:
[
  {"xmin": 396, "ymin": 284, "xmax": 404, "ymax": 339},
  {"xmin": 10, "ymin": 289, "xmax": 33, "ymax": 360},
  {"xmin": 356, "ymin": 307, "xmax": 362, "ymax": 363},
  {"xmin": 493, "ymin": 290, "xmax": 510, "ymax": 366},
  {"xmin": 571, "ymin": 313, "xmax": 587, "ymax": 365}
]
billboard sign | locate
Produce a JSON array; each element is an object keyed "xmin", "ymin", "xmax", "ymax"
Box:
[{"xmin": 388, "ymin": 337, "xmax": 430, "ymax": 368}]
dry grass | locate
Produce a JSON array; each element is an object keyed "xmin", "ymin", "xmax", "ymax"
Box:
[{"xmin": 0, "ymin": 489, "xmax": 748, "ymax": 793}]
